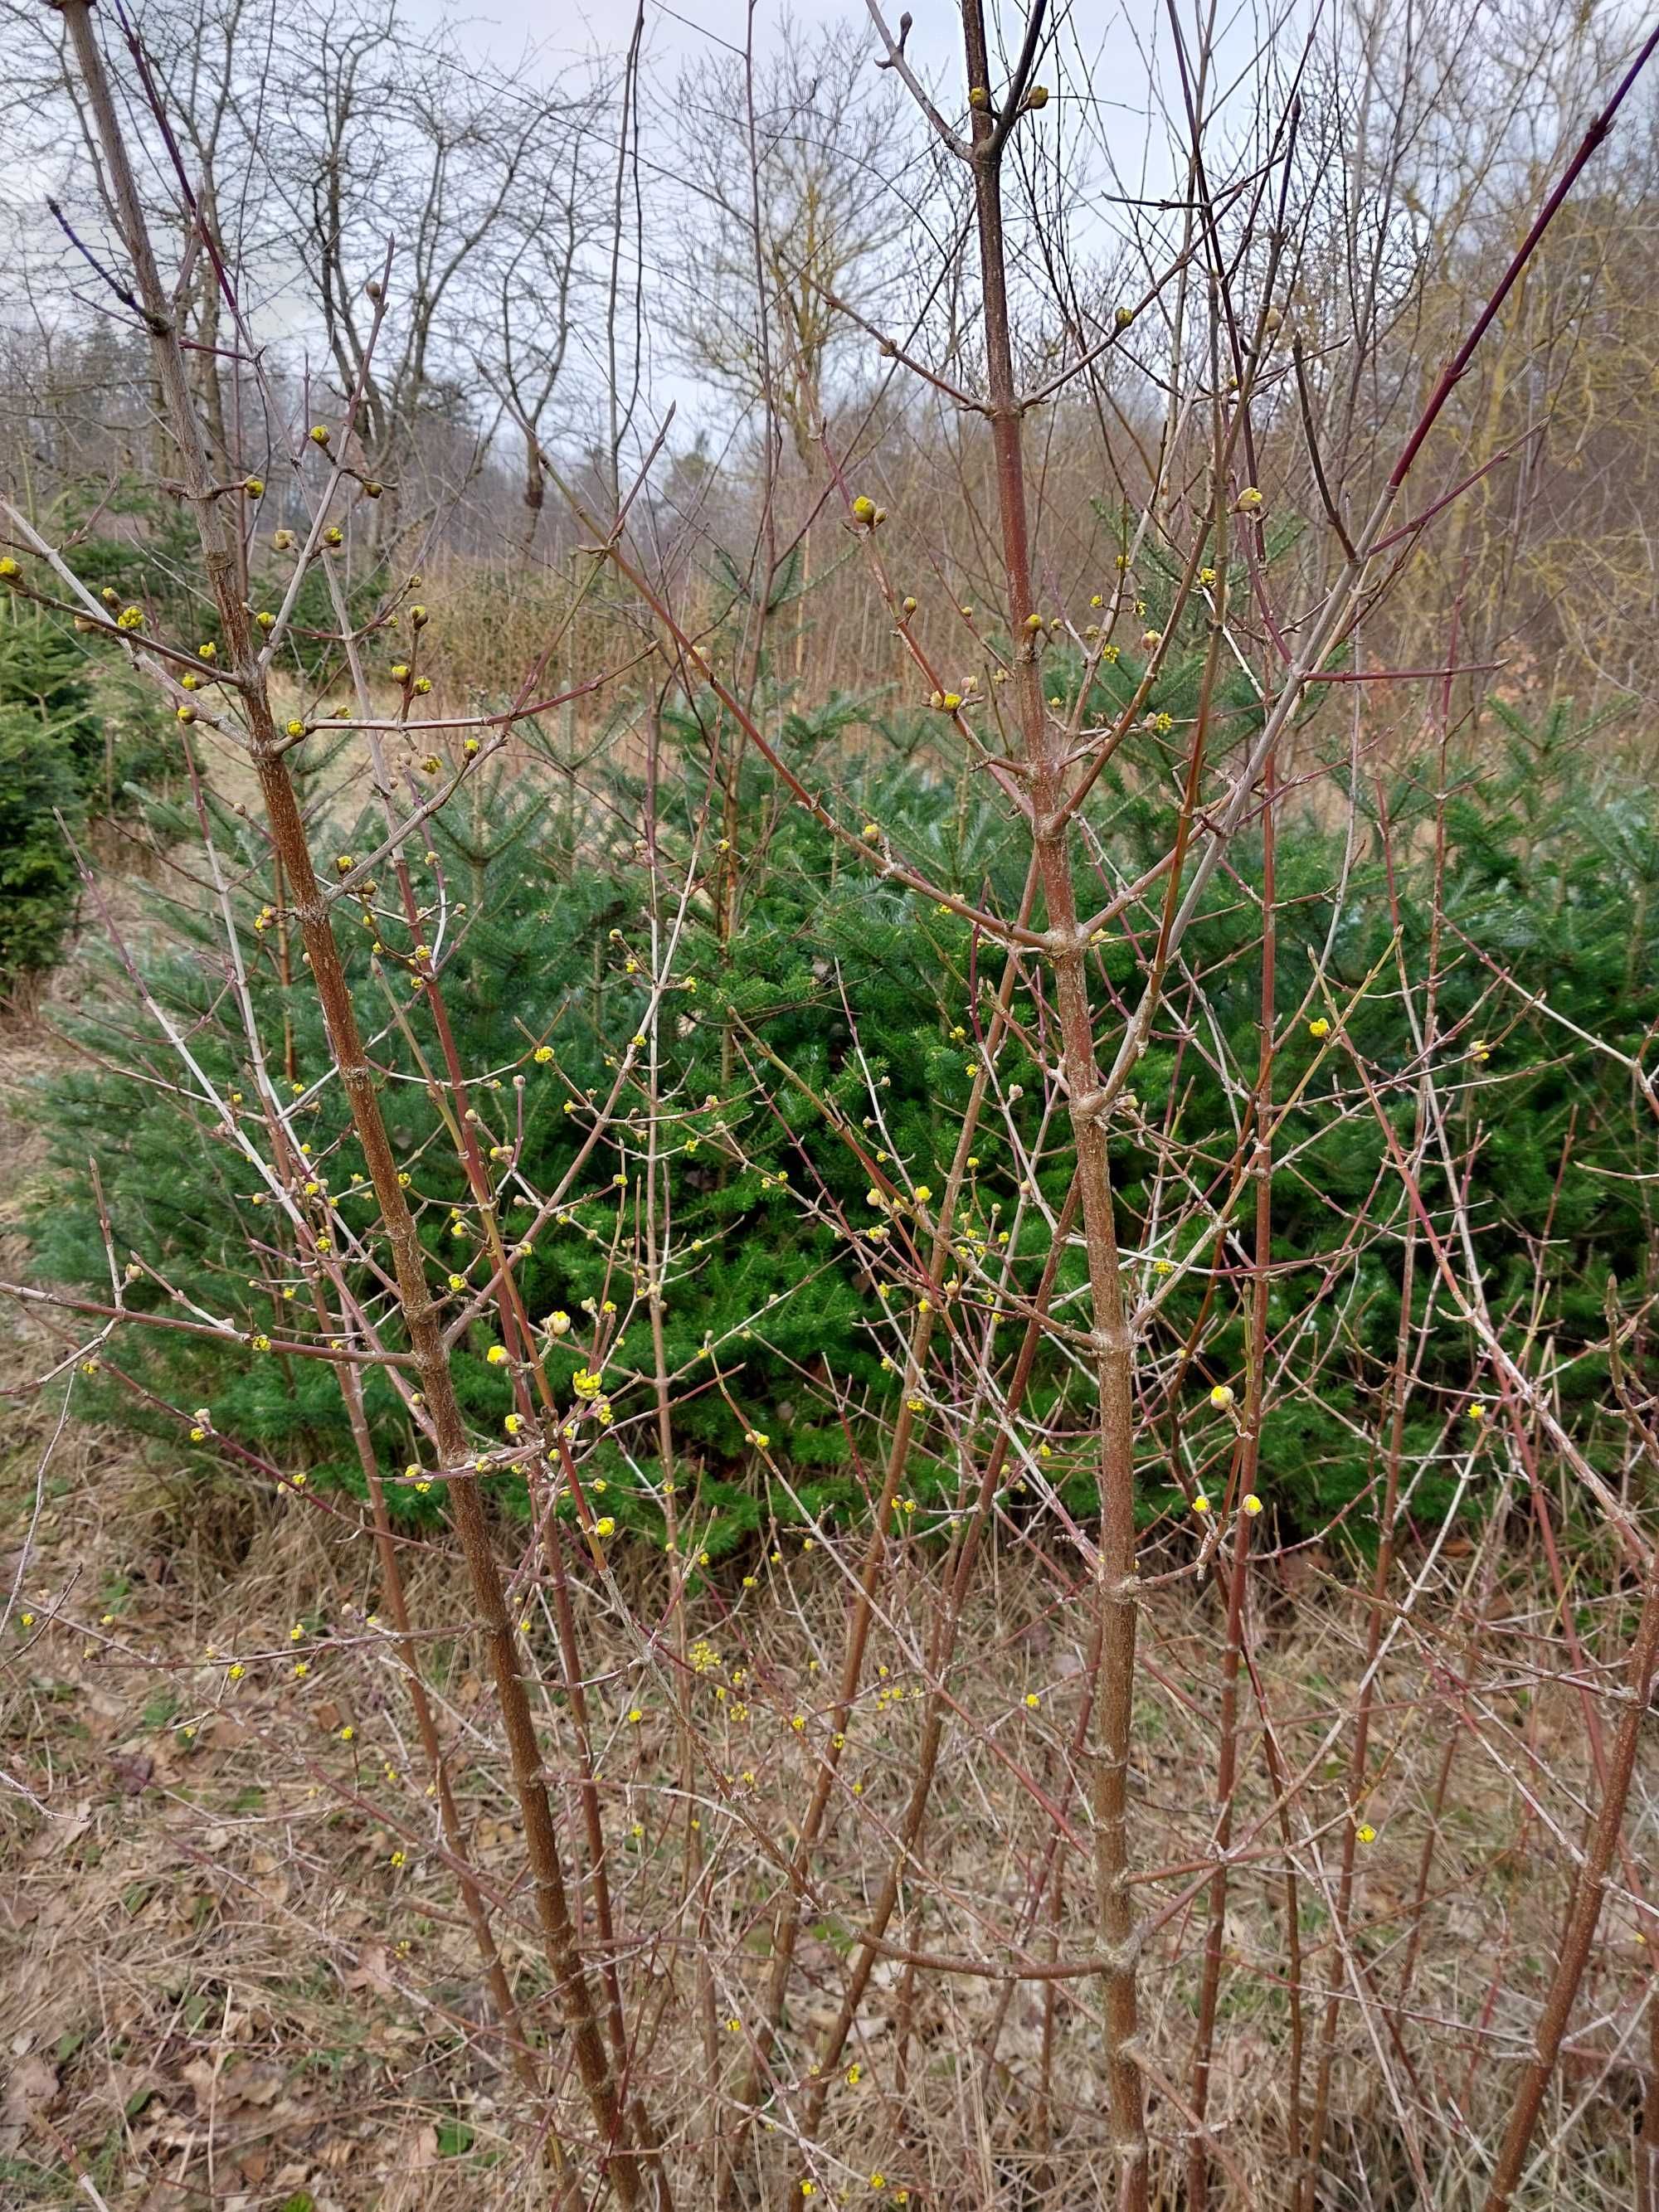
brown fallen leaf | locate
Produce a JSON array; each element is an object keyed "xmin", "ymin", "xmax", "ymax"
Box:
[
  {"xmin": 0, "ymin": 1881, "xmax": 39, "ymax": 1932},
  {"xmin": 344, "ymin": 1944, "xmax": 392, "ymax": 1992},
  {"xmin": 0, "ymin": 2055, "xmax": 61, "ymax": 2157},
  {"xmin": 376, "ymin": 2122, "xmax": 440, "ymax": 2212},
  {"xmin": 182, "ymin": 2056, "xmax": 218, "ymax": 2112},
  {"xmin": 109, "ymin": 1751, "xmax": 154, "ymax": 1795},
  {"xmin": 218, "ymin": 2059, "xmax": 285, "ymax": 2109}
]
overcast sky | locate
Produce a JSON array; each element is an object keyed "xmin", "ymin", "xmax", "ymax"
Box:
[
  {"xmin": 398, "ymin": 0, "xmax": 1067, "ymax": 92},
  {"xmin": 387, "ymin": 0, "xmax": 1156, "ymax": 437}
]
